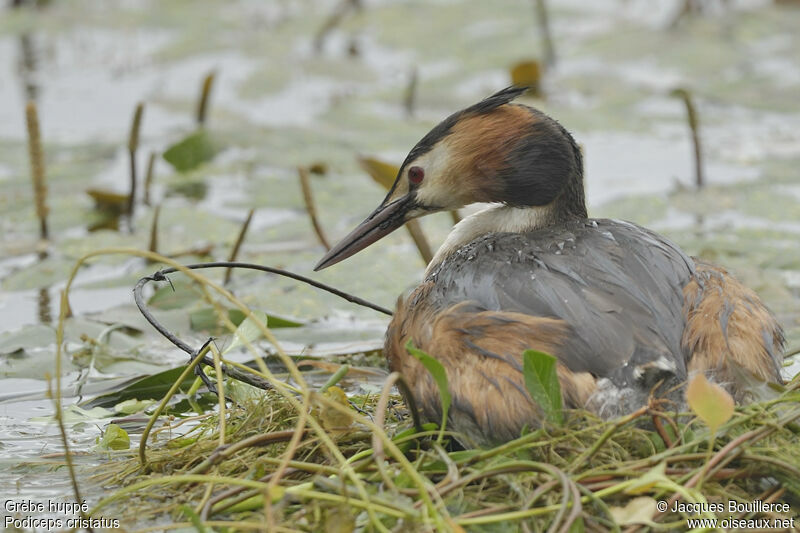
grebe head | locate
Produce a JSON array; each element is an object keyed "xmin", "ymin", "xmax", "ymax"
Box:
[{"xmin": 314, "ymin": 86, "xmax": 586, "ymax": 271}]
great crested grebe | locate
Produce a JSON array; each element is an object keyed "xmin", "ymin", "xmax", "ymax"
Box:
[{"xmin": 314, "ymin": 86, "xmax": 784, "ymax": 446}]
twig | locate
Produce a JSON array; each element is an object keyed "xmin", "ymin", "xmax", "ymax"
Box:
[
  {"xmin": 201, "ymin": 467, "xmax": 302, "ymax": 520},
  {"xmin": 134, "ymin": 275, "xmax": 272, "ymax": 391},
  {"xmin": 373, "ymin": 372, "xmax": 403, "ymax": 479},
  {"xmin": 667, "ymin": 0, "xmax": 694, "ymax": 29},
  {"xmin": 533, "ymin": 0, "xmax": 556, "ymax": 67},
  {"xmin": 406, "ymin": 220, "xmax": 433, "ymax": 265},
  {"xmin": 197, "ymin": 72, "xmax": 215, "ymax": 126},
  {"xmin": 25, "ymin": 101, "xmax": 48, "ymax": 240},
  {"xmin": 568, "ymin": 406, "xmax": 648, "ymax": 472},
  {"xmin": 148, "ymin": 204, "xmax": 160, "ymax": 255},
  {"xmin": 651, "ymin": 411, "xmax": 675, "ymax": 448},
  {"xmin": 189, "ymin": 430, "xmax": 303, "ymax": 476},
  {"xmin": 143, "ymin": 151, "xmax": 156, "ymax": 206},
  {"xmin": 209, "ymin": 341, "xmax": 227, "ymax": 447},
  {"xmin": 52, "ymin": 290, "xmax": 95, "ymax": 532},
  {"xmin": 135, "ymin": 261, "xmax": 390, "ymax": 346},
  {"xmin": 138, "ymin": 338, "xmax": 214, "ymax": 466},
  {"xmin": 133, "ymin": 261, "xmax": 392, "ymax": 391},
  {"xmin": 404, "ymin": 67, "xmax": 418, "ymax": 118},
  {"xmin": 650, "ymin": 408, "xmax": 800, "ymax": 526},
  {"xmin": 266, "ymin": 397, "xmax": 310, "ymax": 527},
  {"xmin": 37, "ymin": 286, "xmax": 51, "ymax": 324},
  {"xmin": 313, "ymin": 0, "xmax": 361, "ymax": 53},
  {"xmin": 127, "ymin": 102, "xmax": 145, "ymax": 221},
  {"xmin": 297, "ymin": 166, "xmax": 331, "ymax": 250},
  {"xmin": 224, "ymin": 208, "xmax": 254, "ymax": 284},
  {"xmin": 671, "ymin": 88, "xmax": 704, "ymax": 188}
]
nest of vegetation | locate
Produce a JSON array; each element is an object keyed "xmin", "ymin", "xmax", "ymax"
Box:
[
  {"xmin": 48, "ymin": 254, "xmax": 798, "ymax": 531},
  {"xmin": 89, "ymin": 373, "xmax": 800, "ymax": 532}
]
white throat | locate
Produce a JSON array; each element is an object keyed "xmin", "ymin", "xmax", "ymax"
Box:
[{"xmin": 425, "ymin": 204, "xmax": 555, "ymax": 276}]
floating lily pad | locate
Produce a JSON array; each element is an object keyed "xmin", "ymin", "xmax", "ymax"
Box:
[
  {"xmin": 147, "ymin": 279, "xmax": 204, "ymax": 310},
  {"xmin": 81, "ymin": 366, "xmax": 195, "ymax": 409},
  {"xmin": 86, "ymin": 188, "xmax": 129, "ymax": 212},
  {"xmin": 0, "ymin": 324, "xmax": 56, "ymax": 355},
  {"xmin": 163, "ymin": 129, "xmax": 219, "ymax": 172}
]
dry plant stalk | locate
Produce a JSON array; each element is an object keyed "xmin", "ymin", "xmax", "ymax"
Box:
[
  {"xmin": 143, "ymin": 152, "xmax": 156, "ymax": 206},
  {"xmin": 313, "ymin": 0, "xmax": 362, "ymax": 52},
  {"xmin": 25, "ymin": 101, "xmax": 49, "ymax": 240},
  {"xmin": 197, "ymin": 72, "xmax": 216, "ymax": 126},
  {"xmin": 405, "ymin": 219, "xmax": 434, "ymax": 264},
  {"xmin": 404, "ymin": 67, "xmax": 418, "ymax": 117},
  {"xmin": 224, "ymin": 208, "xmax": 255, "ymax": 284},
  {"xmin": 672, "ymin": 87, "xmax": 704, "ymax": 188},
  {"xmin": 148, "ymin": 204, "xmax": 161, "ymax": 255},
  {"xmin": 298, "ymin": 166, "xmax": 331, "ymax": 250},
  {"xmin": 534, "ymin": 0, "xmax": 556, "ymax": 67},
  {"xmin": 127, "ymin": 102, "xmax": 145, "ymax": 218}
]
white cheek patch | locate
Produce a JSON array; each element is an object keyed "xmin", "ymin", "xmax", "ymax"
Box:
[{"xmin": 411, "ymin": 143, "xmax": 461, "ymax": 209}]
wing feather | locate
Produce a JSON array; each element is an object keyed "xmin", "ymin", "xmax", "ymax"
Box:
[{"xmin": 427, "ymin": 219, "xmax": 695, "ymax": 385}]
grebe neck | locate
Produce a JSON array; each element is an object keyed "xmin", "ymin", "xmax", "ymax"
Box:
[{"xmin": 426, "ymin": 203, "xmax": 576, "ymax": 276}]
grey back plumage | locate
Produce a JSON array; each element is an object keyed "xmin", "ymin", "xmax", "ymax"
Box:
[{"xmin": 426, "ymin": 218, "xmax": 696, "ymax": 388}]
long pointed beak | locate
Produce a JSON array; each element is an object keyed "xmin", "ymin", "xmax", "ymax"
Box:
[{"xmin": 314, "ymin": 194, "xmax": 415, "ymax": 271}]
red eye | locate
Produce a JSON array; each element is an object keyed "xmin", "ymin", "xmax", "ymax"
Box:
[{"xmin": 408, "ymin": 166, "xmax": 424, "ymax": 185}]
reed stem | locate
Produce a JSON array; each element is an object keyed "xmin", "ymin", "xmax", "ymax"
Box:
[
  {"xmin": 25, "ymin": 101, "xmax": 49, "ymax": 240},
  {"xmin": 127, "ymin": 102, "xmax": 145, "ymax": 220}
]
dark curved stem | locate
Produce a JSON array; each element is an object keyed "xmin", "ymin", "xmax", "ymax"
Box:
[
  {"xmin": 134, "ymin": 274, "xmax": 272, "ymax": 390},
  {"xmin": 156, "ymin": 261, "xmax": 393, "ymax": 316},
  {"xmin": 133, "ymin": 261, "xmax": 393, "ymax": 391}
]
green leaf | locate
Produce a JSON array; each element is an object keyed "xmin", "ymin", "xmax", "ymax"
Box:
[
  {"xmin": 265, "ymin": 314, "xmax": 304, "ymax": 328},
  {"xmin": 686, "ymin": 373, "xmax": 734, "ymax": 435},
  {"xmin": 179, "ymin": 504, "xmax": 207, "ymax": 533},
  {"xmin": 568, "ymin": 517, "xmax": 586, "ymax": 533},
  {"xmin": 405, "ymin": 340, "xmax": 451, "ymax": 439},
  {"xmin": 522, "ymin": 349, "xmax": 563, "ymax": 425},
  {"xmin": 163, "ymin": 129, "xmax": 218, "ymax": 172},
  {"xmin": 113, "ymin": 398, "xmax": 155, "ymax": 415},
  {"xmin": 316, "ymin": 385, "xmax": 354, "ymax": 430},
  {"xmin": 189, "ymin": 307, "xmax": 303, "ymax": 333},
  {"xmin": 222, "ymin": 311, "xmax": 268, "ymax": 356},
  {"xmin": 96, "ymin": 423, "xmax": 131, "ymax": 450},
  {"xmin": 609, "ymin": 497, "xmax": 657, "ymax": 526}
]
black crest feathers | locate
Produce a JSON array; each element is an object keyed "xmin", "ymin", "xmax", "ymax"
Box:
[
  {"xmin": 463, "ymin": 85, "xmax": 529, "ymax": 115},
  {"xmin": 396, "ymin": 86, "xmax": 529, "ymax": 178}
]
